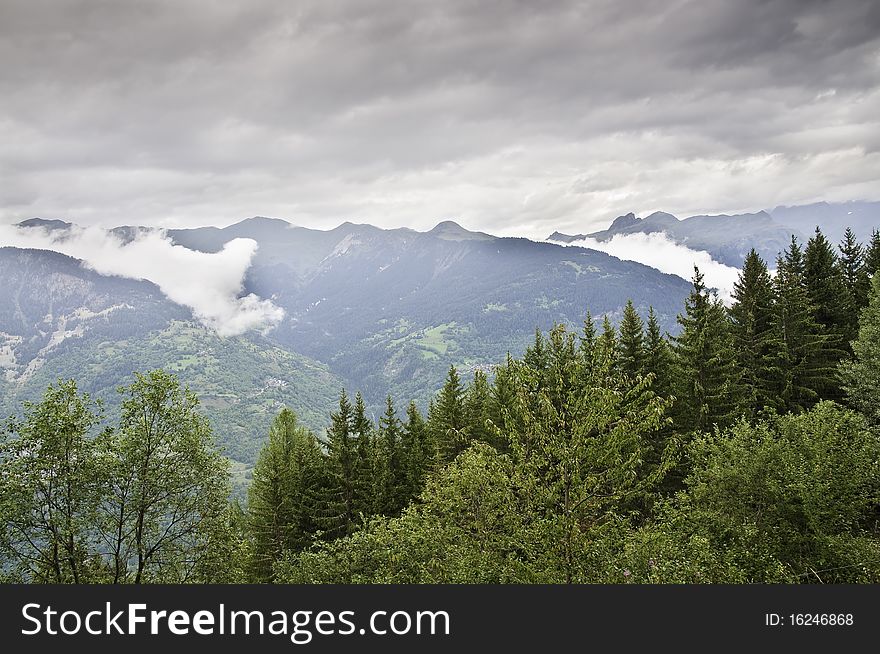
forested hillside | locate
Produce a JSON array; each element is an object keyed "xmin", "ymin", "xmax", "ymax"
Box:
[{"xmin": 3, "ymin": 225, "xmax": 880, "ymax": 584}]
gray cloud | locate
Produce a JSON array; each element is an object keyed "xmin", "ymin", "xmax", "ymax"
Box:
[{"xmin": 0, "ymin": 0, "xmax": 878, "ymax": 237}]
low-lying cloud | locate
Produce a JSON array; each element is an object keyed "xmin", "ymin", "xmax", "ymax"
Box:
[
  {"xmin": 0, "ymin": 224, "xmax": 284, "ymax": 336},
  {"xmin": 557, "ymin": 232, "xmax": 741, "ymax": 304}
]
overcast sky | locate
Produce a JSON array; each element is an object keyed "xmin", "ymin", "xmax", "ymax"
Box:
[{"xmin": 1, "ymin": 0, "xmax": 878, "ymax": 238}]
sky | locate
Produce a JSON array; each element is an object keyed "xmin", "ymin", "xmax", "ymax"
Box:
[{"xmin": 1, "ymin": 0, "xmax": 879, "ymax": 239}]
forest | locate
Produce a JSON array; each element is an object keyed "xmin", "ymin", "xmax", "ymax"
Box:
[{"xmin": 2, "ymin": 226, "xmax": 880, "ymax": 584}]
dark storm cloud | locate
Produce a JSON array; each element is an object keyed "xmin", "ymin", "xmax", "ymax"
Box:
[{"xmin": 0, "ymin": 0, "xmax": 878, "ymax": 236}]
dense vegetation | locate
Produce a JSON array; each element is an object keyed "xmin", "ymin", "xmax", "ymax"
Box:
[{"xmin": 2, "ymin": 226, "xmax": 879, "ymax": 583}]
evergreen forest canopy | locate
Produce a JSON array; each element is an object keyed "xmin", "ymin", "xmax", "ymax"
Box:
[{"xmin": 2, "ymin": 226, "xmax": 880, "ymax": 584}]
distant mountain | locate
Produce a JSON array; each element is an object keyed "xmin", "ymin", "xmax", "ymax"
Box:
[
  {"xmin": 548, "ymin": 202, "xmax": 880, "ymax": 267},
  {"xmin": 166, "ymin": 218, "xmax": 692, "ymax": 407},
  {"xmin": 549, "ymin": 210, "xmax": 801, "ymax": 267},
  {"xmin": 767, "ymin": 201, "xmax": 880, "ymax": 244}
]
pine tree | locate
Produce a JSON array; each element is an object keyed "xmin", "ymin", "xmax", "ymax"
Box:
[
  {"xmin": 865, "ymin": 229, "xmax": 880, "ymax": 277},
  {"xmin": 839, "ymin": 274, "xmax": 880, "ymax": 423},
  {"xmin": 320, "ymin": 389, "xmax": 359, "ymax": 539},
  {"xmin": 598, "ymin": 315, "xmax": 618, "ymax": 367},
  {"xmin": 644, "ymin": 307, "xmax": 673, "ymax": 398},
  {"xmin": 400, "ymin": 401, "xmax": 431, "ymax": 499},
  {"xmin": 768, "ymin": 239, "xmax": 830, "ymax": 412},
  {"xmin": 838, "ymin": 227, "xmax": 870, "ymax": 315},
  {"xmin": 464, "ymin": 370, "xmax": 492, "ymax": 445},
  {"xmin": 728, "ymin": 249, "xmax": 776, "ymax": 418},
  {"xmin": 618, "ymin": 300, "xmax": 646, "ymax": 379},
  {"xmin": 351, "ymin": 392, "xmax": 375, "ymax": 516},
  {"xmin": 804, "ymin": 227, "xmax": 850, "ymax": 384},
  {"xmin": 671, "ymin": 266, "xmax": 741, "ymax": 432},
  {"xmin": 248, "ymin": 408, "xmax": 322, "ymax": 581},
  {"xmin": 431, "ymin": 366, "xmax": 468, "ymax": 464},
  {"xmin": 375, "ymin": 396, "xmax": 405, "ymax": 515}
]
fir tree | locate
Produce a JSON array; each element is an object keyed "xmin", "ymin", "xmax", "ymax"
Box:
[
  {"xmin": 618, "ymin": 300, "xmax": 646, "ymax": 379},
  {"xmin": 248, "ymin": 409, "xmax": 322, "ymax": 581},
  {"xmin": 400, "ymin": 401, "xmax": 431, "ymax": 499},
  {"xmin": 839, "ymin": 274, "xmax": 880, "ymax": 423},
  {"xmin": 838, "ymin": 227, "xmax": 870, "ymax": 315},
  {"xmin": 728, "ymin": 249, "xmax": 775, "ymax": 417},
  {"xmin": 804, "ymin": 227, "xmax": 850, "ymax": 376},
  {"xmin": 671, "ymin": 266, "xmax": 741, "ymax": 432},
  {"xmin": 865, "ymin": 229, "xmax": 880, "ymax": 277},
  {"xmin": 431, "ymin": 366, "xmax": 468, "ymax": 464},
  {"xmin": 351, "ymin": 392, "xmax": 375, "ymax": 516},
  {"xmin": 320, "ymin": 389, "xmax": 359, "ymax": 539},
  {"xmin": 644, "ymin": 307, "xmax": 673, "ymax": 398},
  {"xmin": 376, "ymin": 396, "xmax": 405, "ymax": 515},
  {"xmin": 768, "ymin": 239, "xmax": 830, "ymax": 412},
  {"xmin": 464, "ymin": 370, "xmax": 492, "ymax": 445}
]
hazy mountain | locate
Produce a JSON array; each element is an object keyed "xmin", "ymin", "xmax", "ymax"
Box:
[
  {"xmin": 767, "ymin": 201, "xmax": 880, "ymax": 244},
  {"xmin": 548, "ymin": 202, "xmax": 879, "ymax": 268},
  {"xmin": 167, "ymin": 218, "xmax": 692, "ymax": 406}
]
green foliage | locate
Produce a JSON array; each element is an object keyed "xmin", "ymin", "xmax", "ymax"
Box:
[
  {"xmin": 840, "ymin": 275, "xmax": 880, "ymax": 423},
  {"xmin": 1, "ymin": 372, "xmax": 237, "ymax": 584},
  {"xmin": 624, "ymin": 404, "xmax": 880, "ymax": 583}
]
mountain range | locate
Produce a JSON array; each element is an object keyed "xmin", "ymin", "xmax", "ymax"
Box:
[{"xmin": 547, "ymin": 201, "xmax": 880, "ymax": 267}]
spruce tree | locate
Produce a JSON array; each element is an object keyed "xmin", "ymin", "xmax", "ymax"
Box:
[
  {"xmin": 431, "ymin": 366, "xmax": 468, "ymax": 464},
  {"xmin": 464, "ymin": 369, "xmax": 492, "ymax": 445},
  {"xmin": 376, "ymin": 396, "xmax": 405, "ymax": 515},
  {"xmin": 618, "ymin": 300, "xmax": 646, "ymax": 379},
  {"xmin": 248, "ymin": 409, "xmax": 322, "ymax": 581},
  {"xmin": 728, "ymin": 249, "xmax": 775, "ymax": 417},
  {"xmin": 838, "ymin": 227, "xmax": 870, "ymax": 315},
  {"xmin": 839, "ymin": 274, "xmax": 880, "ymax": 423},
  {"xmin": 400, "ymin": 401, "xmax": 431, "ymax": 499},
  {"xmin": 351, "ymin": 392, "xmax": 375, "ymax": 516},
  {"xmin": 671, "ymin": 266, "xmax": 741, "ymax": 432},
  {"xmin": 804, "ymin": 227, "xmax": 850, "ymax": 382},
  {"xmin": 320, "ymin": 389, "xmax": 359, "ymax": 539},
  {"xmin": 768, "ymin": 239, "xmax": 830, "ymax": 412},
  {"xmin": 598, "ymin": 315, "xmax": 618, "ymax": 367},
  {"xmin": 865, "ymin": 229, "xmax": 880, "ymax": 277},
  {"xmin": 644, "ymin": 307, "xmax": 673, "ymax": 398}
]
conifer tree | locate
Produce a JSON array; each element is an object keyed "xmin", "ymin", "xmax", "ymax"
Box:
[
  {"xmin": 320, "ymin": 390, "xmax": 359, "ymax": 539},
  {"xmin": 728, "ymin": 249, "xmax": 775, "ymax": 417},
  {"xmin": 248, "ymin": 409, "xmax": 322, "ymax": 581},
  {"xmin": 464, "ymin": 370, "xmax": 493, "ymax": 445},
  {"xmin": 838, "ymin": 227, "xmax": 870, "ymax": 315},
  {"xmin": 768, "ymin": 239, "xmax": 830, "ymax": 412},
  {"xmin": 400, "ymin": 401, "xmax": 431, "ymax": 499},
  {"xmin": 431, "ymin": 366, "xmax": 468, "ymax": 464},
  {"xmin": 618, "ymin": 300, "xmax": 646, "ymax": 379},
  {"xmin": 865, "ymin": 229, "xmax": 880, "ymax": 277},
  {"xmin": 839, "ymin": 274, "xmax": 880, "ymax": 423},
  {"xmin": 804, "ymin": 227, "xmax": 850, "ymax": 381},
  {"xmin": 644, "ymin": 307, "xmax": 673, "ymax": 399},
  {"xmin": 598, "ymin": 315, "xmax": 618, "ymax": 366},
  {"xmin": 671, "ymin": 267, "xmax": 741, "ymax": 432},
  {"xmin": 351, "ymin": 392, "xmax": 375, "ymax": 515},
  {"xmin": 375, "ymin": 396, "xmax": 405, "ymax": 515}
]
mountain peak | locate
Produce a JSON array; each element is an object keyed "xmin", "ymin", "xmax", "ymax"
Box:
[
  {"xmin": 16, "ymin": 218, "xmax": 73, "ymax": 231},
  {"xmin": 231, "ymin": 216, "xmax": 292, "ymax": 228},
  {"xmin": 609, "ymin": 212, "xmax": 640, "ymax": 229},
  {"xmin": 428, "ymin": 220, "xmax": 493, "ymax": 241}
]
